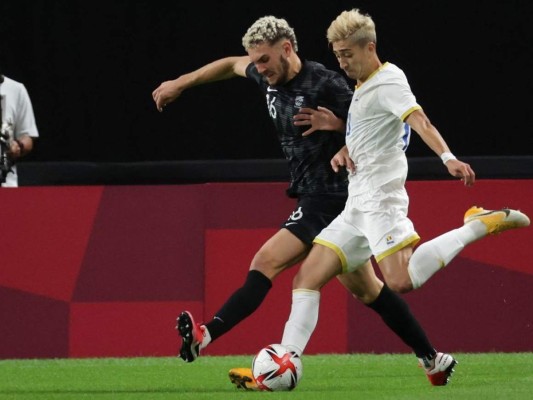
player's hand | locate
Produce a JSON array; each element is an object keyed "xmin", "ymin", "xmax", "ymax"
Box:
[
  {"xmin": 294, "ymin": 106, "xmax": 344, "ymax": 136},
  {"xmin": 331, "ymin": 146, "xmax": 355, "ymax": 174},
  {"xmin": 445, "ymin": 159, "xmax": 475, "ymax": 187},
  {"xmin": 152, "ymin": 79, "xmax": 183, "ymax": 112}
]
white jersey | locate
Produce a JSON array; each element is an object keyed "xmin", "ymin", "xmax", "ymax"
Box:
[
  {"xmin": 0, "ymin": 76, "xmax": 39, "ymax": 187},
  {"xmin": 346, "ymin": 62, "xmax": 420, "ymax": 196}
]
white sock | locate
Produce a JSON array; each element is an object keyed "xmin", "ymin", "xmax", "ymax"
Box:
[
  {"xmin": 281, "ymin": 289, "xmax": 320, "ymax": 356},
  {"xmin": 408, "ymin": 226, "xmax": 475, "ymax": 289},
  {"xmin": 462, "ymin": 219, "xmax": 489, "ymax": 241}
]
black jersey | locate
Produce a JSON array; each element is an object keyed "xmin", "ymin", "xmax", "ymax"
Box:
[{"xmin": 246, "ymin": 60, "xmax": 353, "ymax": 198}]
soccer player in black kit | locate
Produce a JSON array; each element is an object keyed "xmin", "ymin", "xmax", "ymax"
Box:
[{"xmin": 152, "ymin": 15, "xmax": 456, "ymax": 388}]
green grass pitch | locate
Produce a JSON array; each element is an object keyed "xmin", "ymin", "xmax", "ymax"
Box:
[{"xmin": 1, "ymin": 353, "xmax": 531, "ymax": 399}]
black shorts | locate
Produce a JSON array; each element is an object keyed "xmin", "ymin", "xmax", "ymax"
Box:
[{"xmin": 281, "ymin": 193, "xmax": 347, "ymax": 246}]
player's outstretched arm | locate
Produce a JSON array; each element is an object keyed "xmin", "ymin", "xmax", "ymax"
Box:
[
  {"xmin": 406, "ymin": 109, "xmax": 475, "ymax": 186},
  {"xmin": 152, "ymin": 56, "xmax": 250, "ymax": 112}
]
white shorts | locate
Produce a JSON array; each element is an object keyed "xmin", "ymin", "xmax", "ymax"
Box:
[{"xmin": 313, "ymin": 181, "xmax": 420, "ymax": 272}]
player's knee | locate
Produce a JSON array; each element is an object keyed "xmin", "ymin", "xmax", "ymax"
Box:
[
  {"xmin": 250, "ymin": 251, "xmax": 286, "ymax": 279},
  {"xmin": 384, "ymin": 277, "xmax": 413, "ymax": 294},
  {"xmin": 351, "ymin": 292, "xmax": 375, "ymax": 305},
  {"xmin": 291, "ymin": 265, "xmax": 327, "ymax": 291}
]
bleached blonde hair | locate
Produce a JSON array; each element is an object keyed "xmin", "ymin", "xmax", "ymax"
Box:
[
  {"xmin": 242, "ymin": 16, "xmax": 298, "ymax": 51},
  {"xmin": 327, "ymin": 8, "xmax": 376, "ymax": 46}
]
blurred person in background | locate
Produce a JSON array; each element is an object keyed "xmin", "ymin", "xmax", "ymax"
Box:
[{"xmin": 0, "ymin": 66, "xmax": 38, "ymax": 187}]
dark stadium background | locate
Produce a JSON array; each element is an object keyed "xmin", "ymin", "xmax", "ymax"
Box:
[{"xmin": 1, "ymin": 0, "xmax": 532, "ymax": 163}]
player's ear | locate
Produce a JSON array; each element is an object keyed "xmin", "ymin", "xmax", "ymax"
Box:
[{"xmin": 282, "ymin": 40, "xmax": 293, "ymax": 56}]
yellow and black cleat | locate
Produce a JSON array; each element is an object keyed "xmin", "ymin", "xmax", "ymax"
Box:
[{"xmin": 228, "ymin": 367, "xmax": 260, "ymax": 391}]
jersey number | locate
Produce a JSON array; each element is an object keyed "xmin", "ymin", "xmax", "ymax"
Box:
[{"xmin": 266, "ymin": 94, "xmax": 277, "ymax": 119}]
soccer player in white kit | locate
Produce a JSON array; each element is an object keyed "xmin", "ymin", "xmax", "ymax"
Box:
[{"xmin": 280, "ymin": 7, "xmax": 530, "ymax": 385}]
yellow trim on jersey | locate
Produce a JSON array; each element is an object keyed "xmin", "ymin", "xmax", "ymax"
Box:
[
  {"xmin": 375, "ymin": 234, "xmax": 421, "ymax": 263},
  {"xmin": 401, "ymin": 105, "xmax": 422, "ymax": 121},
  {"xmin": 313, "ymin": 237, "xmax": 349, "ymax": 273},
  {"xmin": 356, "ymin": 62, "xmax": 390, "ymax": 89}
]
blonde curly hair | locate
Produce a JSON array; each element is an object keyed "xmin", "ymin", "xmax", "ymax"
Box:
[{"xmin": 242, "ymin": 16, "xmax": 298, "ymax": 51}]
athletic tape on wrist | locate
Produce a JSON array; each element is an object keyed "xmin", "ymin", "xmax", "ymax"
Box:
[{"xmin": 440, "ymin": 152, "xmax": 456, "ymax": 164}]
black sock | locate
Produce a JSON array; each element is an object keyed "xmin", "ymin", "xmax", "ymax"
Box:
[
  {"xmin": 205, "ymin": 270, "xmax": 272, "ymax": 342},
  {"xmin": 366, "ymin": 285, "xmax": 435, "ymax": 359}
]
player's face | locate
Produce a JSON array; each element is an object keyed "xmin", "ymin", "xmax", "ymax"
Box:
[
  {"xmin": 248, "ymin": 41, "xmax": 290, "ymax": 86},
  {"xmin": 332, "ymin": 39, "xmax": 374, "ymax": 82}
]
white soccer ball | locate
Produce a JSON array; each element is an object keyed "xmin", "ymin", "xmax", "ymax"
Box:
[{"xmin": 251, "ymin": 344, "xmax": 303, "ymax": 391}]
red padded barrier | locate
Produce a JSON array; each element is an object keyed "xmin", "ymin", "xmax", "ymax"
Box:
[{"xmin": 0, "ymin": 180, "xmax": 531, "ymax": 358}]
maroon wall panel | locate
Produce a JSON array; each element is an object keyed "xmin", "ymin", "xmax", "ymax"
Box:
[
  {"xmin": 73, "ymin": 185, "xmax": 205, "ymax": 302},
  {"xmin": 0, "ymin": 187, "xmax": 103, "ymax": 301},
  {"xmin": 204, "ymin": 182, "xmax": 295, "ymax": 229},
  {"xmin": 69, "ymin": 301, "xmax": 198, "ymax": 358},
  {"xmin": 0, "ymin": 180, "xmax": 531, "ymax": 359},
  {"xmin": 0, "ymin": 287, "xmax": 69, "ymax": 358}
]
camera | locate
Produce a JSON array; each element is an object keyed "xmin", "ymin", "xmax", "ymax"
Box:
[{"xmin": 0, "ymin": 122, "xmax": 14, "ymax": 183}]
